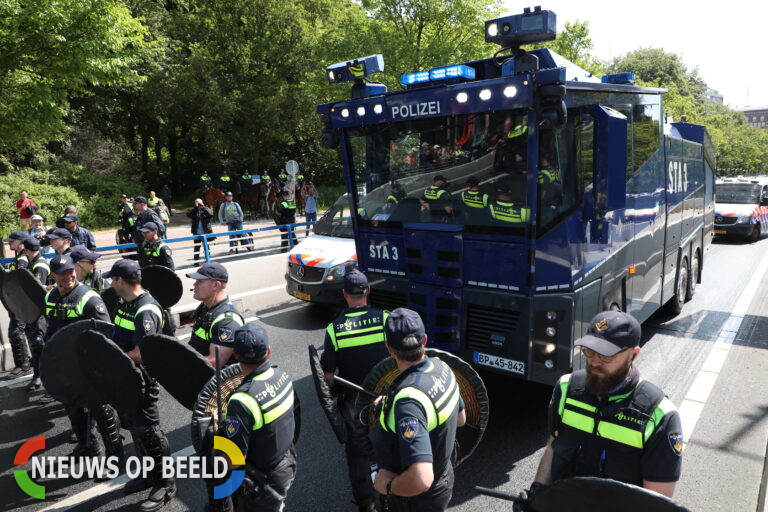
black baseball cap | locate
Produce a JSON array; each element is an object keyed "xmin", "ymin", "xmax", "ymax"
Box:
[
  {"xmin": 62, "ymin": 215, "xmax": 78, "ymax": 223},
  {"xmin": 23, "ymin": 238, "xmax": 40, "ymax": 250},
  {"xmin": 343, "ymin": 269, "xmax": 368, "ymax": 295},
  {"xmin": 70, "ymin": 245, "xmax": 102, "ymax": 263},
  {"xmin": 46, "ymin": 228, "xmax": 72, "ymax": 240},
  {"xmin": 139, "ymin": 222, "xmax": 159, "ymax": 232},
  {"xmin": 50, "ymin": 254, "xmax": 76, "ymax": 274},
  {"xmin": 575, "ymin": 311, "xmax": 642, "ymax": 357},
  {"xmin": 433, "ymin": 175, "xmax": 447, "ymax": 183},
  {"xmin": 186, "ymin": 262, "xmax": 228, "ymax": 282},
  {"xmin": 233, "ymin": 323, "xmax": 269, "ymax": 363},
  {"xmin": 385, "ymin": 308, "xmax": 426, "ymax": 350},
  {"xmin": 467, "ymin": 176, "xmax": 479, "ymax": 186},
  {"xmin": 104, "ymin": 259, "xmax": 141, "ymax": 280},
  {"xmin": 4, "ymin": 231, "xmax": 28, "ymax": 242},
  {"xmin": 134, "ymin": 196, "xmax": 148, "ymax": 204}
]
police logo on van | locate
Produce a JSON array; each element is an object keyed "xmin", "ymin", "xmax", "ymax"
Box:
[{"xmin": 391, "ymin": 101, "xmax": 441, "ymax": 120}]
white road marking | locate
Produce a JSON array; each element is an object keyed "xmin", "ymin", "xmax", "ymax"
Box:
[
  {"xmin": 39, "ymin": 445, "xmax": 197, "ymax": 512},
  {"xmin": 679, "ymin": 245, "xmax": 768, "ymax": 443},
  {"xmin": 0, "ymin": 374, "xmax": 32, "ymax": 389}
]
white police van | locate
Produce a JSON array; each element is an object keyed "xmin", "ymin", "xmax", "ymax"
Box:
[
  {"xmin": 714, "ymin": 178, "xmax": 768, "ymax": 242},
  {"xmin": 285, "ymin": 194, "xmax": 356, "ymax": 305}
]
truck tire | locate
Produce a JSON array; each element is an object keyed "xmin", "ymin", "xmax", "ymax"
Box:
[
  {"xmin": 666, "ymin": 256, "xmax": 688, "ymax": 316},
  {"xmin": 686, "ymin": 250, "xmax": 700, "ymax": 301}
]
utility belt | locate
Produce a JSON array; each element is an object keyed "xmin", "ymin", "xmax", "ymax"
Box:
[{"xmin": 240, "ymin": 447, "xmax": 295, "ymax": 498}]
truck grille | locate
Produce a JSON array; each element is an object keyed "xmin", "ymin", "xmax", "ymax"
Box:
[
  {"xmin": 714, "ymin": 216, "xmax": 737, "ymax": 225},
  {"xmin": 370, "ymin": 289, "xmax": 407, "ymax": 311},
  {"xmin": 466, "ymin": 305, "xmax": 520, "ymax": 351},
  {"xmin": 288, "ymin": 263, "xmax": 325, "ymax": 284}
]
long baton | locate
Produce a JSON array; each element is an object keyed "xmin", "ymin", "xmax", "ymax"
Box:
[
  {"xmin": 474, "ymin": 486, "xmax": 526, "ymax": 503},
  {"xmin": 333, "ymin": 375, "xmax": 377, "ymax": 399},
  {"xmin": 215, "ymin": 346, "xmax": 223, "ymax": 428}
]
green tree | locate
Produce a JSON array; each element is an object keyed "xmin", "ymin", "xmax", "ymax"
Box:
[
  {"xmin": 533, "ymin": 20, "xmax": 606, "ymax": 76},
  {"xmin": 609, "ymin": 48, "xmax": 705, "ymax": 101},
  {"xmin": 0, "ymin": 0, "xmax": 154, "ymax": 153}
]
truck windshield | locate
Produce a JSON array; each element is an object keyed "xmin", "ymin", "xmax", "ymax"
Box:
[
  {"xmin": 716, "ymin": 183, "xmax": 761, "ymax": 204},
  {"xmin": 346, "ymin": 109, "xmax": 534, "ymax": 228},
  {"xmin": 313, "ymin": 195, "xmax": 354, "ymax": 238}
]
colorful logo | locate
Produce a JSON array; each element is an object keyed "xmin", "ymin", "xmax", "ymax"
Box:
[
  {"xmin": 15, "ymin": 436, "xmax": 45, "ymax": 499},
  {"xmin": 213, "ymin": 436, "xmax": 245, "ymax": 499}
]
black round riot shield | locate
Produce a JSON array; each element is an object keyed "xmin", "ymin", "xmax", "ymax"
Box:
[
  {"xmin": 2, "ymin": 269, "xmax": 46, "ymax": 323},
  {"xmin": 100, "ymin": 286, "xmax": 120, "ymax": 321},
  {"xmin": 358, "ymin": 348, "xmax": 489, "ymax": 467},
  {"xmin": 140, "ymin": 265, "xmax": 183, "ymax": 310},
  {"xmin": 141, "ymin": 334, "xmax": 215, "ymax": 410},
  {"xmin": 0, "ymin": 268, "xmax": 11, "ymax": 314},
  {"xmin": 308, "ymin": 344, "xmax": 347, "ymax": 444},
  {"xmin": 39, "ymin": 320, "xmax": 118, "ymax": 408},
  {"xmin": 191, "ymin": 364, "xmax": 301, "ymax": 453},
  {"xmin": 77, "ymin": 329, "xmax": 144, "ymax": 415},
  {"xmin": 522, "ymin": 477, "xmax": 690, "ymax": 512}
]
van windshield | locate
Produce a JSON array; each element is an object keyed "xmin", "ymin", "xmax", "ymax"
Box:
[
  {"xmin": 716, "ymin": 183, "xmax": 761, "ymax": 204},
  {"xmin": 313, "ymin": 196, "xmax": 354, "ymax": 238}
]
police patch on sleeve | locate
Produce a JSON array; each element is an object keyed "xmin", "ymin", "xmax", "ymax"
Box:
[
  {"xmin": 218, "ymin": 327, "xmax": 232, "ymax": 342},
  {"xmin": 668, "ymin": 432, "xmax": 683, "ymax": 456},
  {"xmin": 398, "ymin": 417, "xmax": 419, "ymax": 443},
  {"xmin": 143, "ymin": 318, "xmax": 154, "ymax": 333},
  {"xmin": 225, "ymin": 417, "xmax": 240, "ymax": 438}
]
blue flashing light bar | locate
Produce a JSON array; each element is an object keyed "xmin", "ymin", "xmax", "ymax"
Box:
[
  {"xmin": 601, "ymin": 72, "xmax": 636, "ymax": 85},
  {"xmin": 400, "ymin": 64, "xmax": 475, "ymax": 87}
]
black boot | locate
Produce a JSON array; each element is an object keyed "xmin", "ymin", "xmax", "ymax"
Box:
[
  {"xmin": 94, "ymin": 405, "xmax": 124, "ymax": 461},
  {"xmin": 67, "ymin": 407, "xmax": 102, "ymax": 458},
  {"xmin": 140, "ymin": 482, "xmax": 176, "ymax": 512},
  {"xmin": 8, "ymin": 333, "xmax": 31, "ymax": 378},
  {"xmin": 27, "ymin": 342, "xmax": 44, "ymax": 390},
  {"xmin": 138, "ymin": 425, "xmax": 175, "ymax": 511}
]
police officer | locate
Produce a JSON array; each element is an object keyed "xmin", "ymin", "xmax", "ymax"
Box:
[
  {"xmin": 3, "ymin": 231, "xmax": 31, "ymax": 378},
  {"xmin": 105, "ymin": 259, "xmax": 176, "ymax": 511},
  {"xmin": 240, "ymin": 170, "xmax": 253, "ymax": 192},
  {"xmin": 138, "ymin": 222, "xmax": 175, "ymax": 270},
  {"xmin": 46, "ymin": 227, "xmax": 74, "ymax": 256},
  {"xmin": 22, "ymin": 237, "xmax": 49, "ymax": 392},
  {"xmin": 133, "ymin": 196, "xmax": 165, "ymax": 246},
  {"xmin": 43, "ymin": 254, "xmax": 124, "ymax": 458},
  {"xmin": 538, "ymin": 158, "xmax": 561, "ymax": 185},
  {"xmin": 533, "ymin": 311, "xmax": 683, "ymax": 498},
  {"xmin": 71, "ymin": 245, "xmax": 109, "ymax": 292},
  {"xmin": 488, "ymin": 182, "xmax": 530, "ymax": 225},
  {"xmin": 386, "ymin": 184, "xmax": 406, "ymax": 211},
  {"xmin": 219, "ymin": 172, "xmax": 232, "ymax": 192},
  {"xmin": 370, "ymin": 308, "xmax": 466, "ymax": 511},
  {"xmin": 186, "ymin": 262, "xmax": 245, "ymax": 368},
  {"xmin": 419, "ymin": 175, "xmax": 453, "ymax": 220},
  {"xmin": 275, "ymin": 190, "xmax": 297, "ymax": 252},
  {"xmin": 200, "ymin": 171, "xmax": 213, "ymax": 194},
  {"xmin": 460, "ymin": 177, "xmax": 489, "ymax": 224},
  {"xmin": 277, "ymin": 170, "xmax": 289, "ymax": 187},
  {"xmin": 208, "ymin": 323, "xmax": 297, "ymax": 512},
  {"xmin": 321, "ymin": 270, "xmax": 389, "ymax": 512},
  {"xmin": 493, "ymin": 117, "xmax": 527, "ymax": 175},
  {"xmin": 118, "ymin": 194, "xmax": 136, "ymax": 244},
  {"xmin": 61, "ymin": 214, "xmax": 97, "ymax": 250}
]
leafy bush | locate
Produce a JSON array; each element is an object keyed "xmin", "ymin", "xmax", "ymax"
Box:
[{"xmin": 315, "ymin": 184, "xmax": 347, "ymax": 210}]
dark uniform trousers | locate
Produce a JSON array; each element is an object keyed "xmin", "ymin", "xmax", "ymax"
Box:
[
  {"xmin": 275, "ymin": 200, "xmax": 297, "ymax": 252},
  {"xmin": 44, "ymin": 284, "xmax": 124, "ymax": 459},
  {"xmin": 208, "ymin": 364, "xmax": 296, "ymax": 512},
  {"xmin": 26, "ymin": 256, "xmax": 50, "ymax": 380},
  {"xmin": 7, "ymin": 254, "xmax": 31, "ymax": 372},
  {"xmin": 374, "ymin": 358, "xmax": 462, "ymax": 512}
]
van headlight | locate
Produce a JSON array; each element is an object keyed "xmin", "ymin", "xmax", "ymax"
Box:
[
  {"xmin": 736, "ymin": 215, "xmax": 751, "ymax": 224},
  {"xmin": 326, "ymin": 260, "xmax": 357, "ymax": 281}
]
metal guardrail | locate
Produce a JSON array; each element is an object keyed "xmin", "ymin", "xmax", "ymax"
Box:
[{"xmin": 0, "ymin": 221, "xmax": 316, "ymax": 268}]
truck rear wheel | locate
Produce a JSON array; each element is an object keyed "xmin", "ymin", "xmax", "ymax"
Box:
[
  {"xmin": 666, "ymin": 256, "xmax": 688, "ymax": 316},
  {"xmin": 686, "ymin": 250, "xmax": 700, "ymax": 301}
]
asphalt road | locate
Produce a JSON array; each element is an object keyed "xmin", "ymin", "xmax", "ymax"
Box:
[{"xmin": 2, "ymin": 234, "xmax": 768, "ymax": 512}]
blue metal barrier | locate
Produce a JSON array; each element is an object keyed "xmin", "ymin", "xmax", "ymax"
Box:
[{"xmin": 0, "ymin": 221, "xmax": 315, "ymax": 265}]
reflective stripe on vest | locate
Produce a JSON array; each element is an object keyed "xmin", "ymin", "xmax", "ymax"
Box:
[
  {"xmin": 380, "ymin": 360, "xmax": 460, "ymax": 433},
  {"xmin": 45, "ymin": 288, "xmax": 99, "ymax": 317},
  {"xmin": 193, "ymin": 311, "xmax": 245, "ymax": 341},
  {"xmin": 557, "ymin": 374, "xmax": 674, "ymax": 449},
  {"xmin": 327, "ymin": 310, "xmax": 389, "ymax": 351},
  {"xmin": 423, "ymin": 186, "xmax": 447, "ymax": 201},
  {"xmin": 386, "ymin": 195, "xmax": 398, "ymax": 204},
  {"xmin": 280, "ymin": 201, "xmax": 296, "ymax": 210},
  {"xmin": 148, "ymin": 198, "xmax": 159, "ymax": 206},
  {"xmin": 220, "ymin": 176, "xmax": 231, "ymax": 182},
  {"xmin": 538, "ymin": 168, "xmax": 561, "ymax": 184},
  {"xmin": 461, "ymin": 190, "xmax": 488, "ymax": 208},
  {"xmin": 143, "ymin": 243, "xmax": 167, "ymax": 258},
  {"xmin": 507, "ymin": 124, "xmax": 527, "ymax": 139},
  {"xmin": 490, "ymin": 201, "xmax": 530, "ymax": 223},
  {"xmin": 228, "ymin": 368, "xmax": 294, "ymax": 430},
  {"xmin": 115, "ymin": 303, "xmax": 164, "ymax": 331},
  {"xmin": 11, "ymin": 255, "xmax": 28, "ymax": 271},
  {"xmin": 33, "ymin": 260, "xmax": 50, "ymax": 272}
]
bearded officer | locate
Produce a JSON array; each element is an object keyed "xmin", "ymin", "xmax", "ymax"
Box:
[
  {"xmin": 3, "ymin": 231, "xmax": 31, "ymax": 378},
  {"xmin": 321, "ymin": 269, "xmax": 389, "ymax": 512},
  {"xmin": 106, "ymin": 259, "xmax": 176, "ymax": 511},
  {"xmin": 533, "ymin": 311, "xmax": 683, "ymax": 498},
  {"xmin": 71, "ymin": 245, "xmax": 109, "ymax": 292},
  {"xmin": 138, "ymin": 222, "xmax": 175, "ymax": 270},
  {"xmin": 370, "ymin": 308, "xmax": 466, "ymax": 511},
  {"xmin": 22, "ymin": 237, "xmax": 49, "ymax": 392},
  {"xmin": 186, "ymin": 262, "xmax": 244, "ymax": 369},
  {"xmin": 43, "ymin": 254, "xmax": 125, "ymax": 461},
  {"xmin": 207, "ymin": 323, "xmax": 297, "ymax": 512}
]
